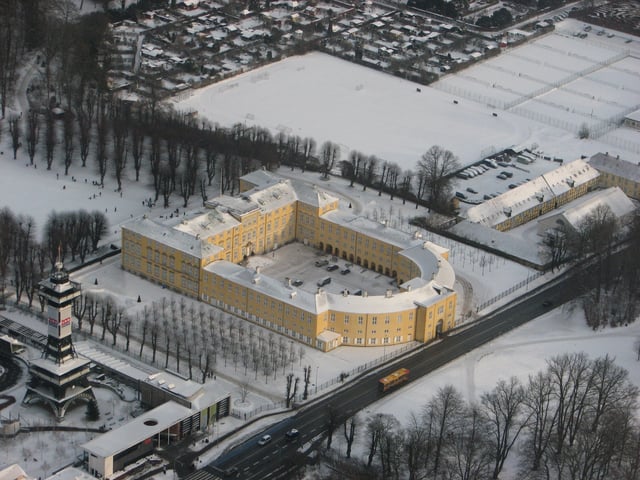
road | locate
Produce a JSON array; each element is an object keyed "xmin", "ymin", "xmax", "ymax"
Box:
[{"xmin": 194, "ymin": 262, "xmax": 584, "ymax": 480}]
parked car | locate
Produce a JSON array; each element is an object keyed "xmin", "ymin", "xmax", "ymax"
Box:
[
  {"xmin": 501, "ymin": 170, "xmax": 513, "ymax": 178},
  {"xmin": 340, "ymin": 268, "xmax": 351, "ymax": 275},
  {"xmin": 292, "ymin": 279, "xmax": 304, "ymax": 287},
  {"xmin": 285, "ymin": 428, "xmax": 300, "ymax": 440},
  {"xmin": 455, "ymin": 191, "xmax": 467, "ymax": 200},
  {"xmin": 466, "ymin": 187, "xmax": 478, "ymax": 194},
  {"xmin": 258, "ymin": 434, "xmax": 272, "ymax": 446},
  {"xmin": 315, "ymin": 259, "xmax": 329, "ymax": 267},
  {"xmin": 326, "ymin": 264, "xmax": 339, "ymax": 272},
  {"xmin": 317, "ymin": 277, "xmax": 331, "ymax": 287}
]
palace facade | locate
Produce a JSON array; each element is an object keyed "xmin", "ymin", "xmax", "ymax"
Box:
[{"xmin": 122, "ymin": 170, "xmax": 457, "ymax": 351}]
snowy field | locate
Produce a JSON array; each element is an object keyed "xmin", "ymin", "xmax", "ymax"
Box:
[{"xmin": 175, "ymin": 20, "xmax": 640, "ymax": 171}]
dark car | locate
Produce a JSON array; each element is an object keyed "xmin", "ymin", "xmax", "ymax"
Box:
[
  {"xmin": 292, "ymin": 279, "xmax": 304, "ymax": 287},
  {"xmin": 455, "ymin": 191, "xmax": 467, "ymax": 200},
  {"xmin": 542, "ymin": 300, "xmax": 553, "ymax": 308},
  {"xmin": 285, "ymin": 428, "xmax": 299, "ymax": 440},
  {"xmin": 466, "ymin": 187, "xmax": 478, "ymax": 194},
  {"xmin": 327, "ymin": 264, "xmax": 339, "ymax": 272},
  {"xmin": 212, "ymin": 466, "xmax": 239, "ymax": 478},
  {"xmin": 340, "ymin": 268, "xmax": 351, "ymax": 275}
]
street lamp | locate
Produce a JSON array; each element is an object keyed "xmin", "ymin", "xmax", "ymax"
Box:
[{"xmin": 315, "ymin": 365, "xmax": 319, "ymax": 394}]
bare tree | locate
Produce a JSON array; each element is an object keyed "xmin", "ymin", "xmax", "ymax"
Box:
[
  {"xmin": 45, "ymin": 112, "xmax": 56, "ymax": 170},
  {"xmin": 238, "ymin": 382, "xmax": 250, "ymax": 403},
  {"xmin": 521, "ymin": 371, "xmax": 557, "ymax": 472},
  {"xmin": 63, "ymin": 112, "xmax": 74, "ymax": 175},
  {"xmin": 139, "ymin": 309, "xmax": 150, "ymax": 357},
  {"xmin": 320, "ymin": 141, "xmax": 339, "ymax": 179},
  {"xmin": 95, "ymin": 97, "xmax": 109, "ymax": 186},
  {"xmin": 403, "ymin": 412, "xmax": 431, "ymax": 480},
  {"xmin": 285, "ymin": 372, "xmax": 299, "ymax": 408},
  {"xmin": 111, "ymin": 103, "xmax": 128, "ymax": 191},
  {"xmin": 425, "ymin": 385, "xmax": 466, "ymax": 478},
  {"xmin": 443, "ymin": 403, "xmax": 492, "ymax": 480},
  {"xmin": 417, "ymin": 145, "xmax": 461, "ymax": 211},
  {"xmin": 343, "ymin": 415, "xmax": 357, "ymax": 458},
  {"xmin": 348, "ymin": 150, "xmax": 364, "ymax": 187},
  {"xmin": 366, "ymin": 414, "xmax": 397, "ymax": 467},
  {"xmin": 481, "ymin": 376, "xmax": 529, "ymax": 479},
  {"xmin": 326, "ymin": 404, "xmax": 339, "ymax": 450},
  {"xmin": 26, "ymin": 110, "xmax": 40, "ymax": 165}
]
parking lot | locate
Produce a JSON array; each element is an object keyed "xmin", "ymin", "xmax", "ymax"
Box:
[{"xmin": 248, "ymin": 243, "xmax": 395, "ymax": 296}]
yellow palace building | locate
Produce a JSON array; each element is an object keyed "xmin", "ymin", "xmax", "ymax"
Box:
[{"xmin": 121, "ymin": 170, "xmax": 457, "ymax": 351}]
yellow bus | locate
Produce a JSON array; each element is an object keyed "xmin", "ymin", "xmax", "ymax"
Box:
[{"xmin": 378, "ymin": 368, "xmax": 410, "ymax": 393}]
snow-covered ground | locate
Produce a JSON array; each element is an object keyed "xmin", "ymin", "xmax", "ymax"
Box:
[
  {"xmin": 1, "ymin": 17, "xmax": 640, "ymax": 480},
  {"xmin": 175, "ymin": 22, "xmax": 640, "ymax": 172}
]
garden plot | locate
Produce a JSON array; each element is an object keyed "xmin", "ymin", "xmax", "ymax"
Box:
[
  {"xmin": 609, "ymin": 55, "xmax": 640, "ymax": 78},
  {"xmin": 541, "ymin": 87, "xmax": 628, "ymax": 121},
  {"xmin": 567, "ymin": 74, "xmax": 640, "ymax": 108},
  {"xmin": 533, "ymin": 34, "xmax": 622, "ymax": 63},
  {"xmin": 435, "ymin": 73, "xmax": 521, "ymax": 107},
  {"xmin": 513, "ymin": 97, "xmax": 602, "ymax": 130},
  {"xmin": 468, "ymin": 63, "xmax": 548, "ymax": 96},
  {"xmin": 490, "ymin": 53, "xmax": 569, "ymax": 84},
  {"xmin": 525, "ymin": 43, "xmax": 601, "ymax": 73}
]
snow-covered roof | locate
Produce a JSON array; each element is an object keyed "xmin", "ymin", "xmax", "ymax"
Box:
[
  {"xmin": 625, "ymin": 109, "xmax": 640, "ymax": 122},
  {"xmin": 589, "ymin": 152, "xmax": 640, "ymax": 183},
  {"xmin": 0, "ymin": 464, "xmax": 32, "ymax": 480},
  {"xmin": 541, "ymin": 187, "xmax": 636, "ymax": 231},
  {"xmin": 173, "ymin": 209, "xmax": 240, "ymax": 237},
  {"xmin": 241, "ymin": 169, "xmax": 338, "ymax": 208},
  {"xmin": 29, "ymin": 355, "xmax": 91, "ymax": 377},
  {"xmin": 322, "ymin": 210, "xmax": 419, "ymax": 250},
  {"xmin": 82, "ymin": 401, "xmax": 194, "ymax": 458},
  {"xmin": 466, "ymin": 159, "xmax": 599, "ymax": 228},
  {"xmin": 123, "ymin": 217, "xmax": 222, "ymax": 259},
  {"xmin": 46, "ymin": 467, "xmax": 96, "ymax": 480}
]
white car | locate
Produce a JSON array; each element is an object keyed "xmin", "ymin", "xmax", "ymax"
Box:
[{"xmin": 258, "ymin": 434, "xmax": 272, "ymax": 446}]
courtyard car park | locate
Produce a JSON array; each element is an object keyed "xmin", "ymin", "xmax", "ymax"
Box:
[{"xmin": 257, "ymin": 243, "xmax": 394, "ymax": 297}]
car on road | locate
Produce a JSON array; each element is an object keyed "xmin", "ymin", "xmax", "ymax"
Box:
[
  {"xmin": 292, "ymin": 279, "xmax": 304, "ymax": 287},
  {"xmin": 326, "ymin": 264, "xmax": 340, "ymax": 272},
  {"xmin": 542, "ymin": 300, "xmax": 553, "ymax": 308},
  {"xmin": 317, "ymin": 277, "xmax": 331, "ymax": 287},
  {"xmin": 340, "ymin": 268, "xmax": 351, "ymax": 275},
  {"xmin": 466, "ymin": 187, "xmax": 478, "ymax": 194},
  {"xmin": 258, "ymin": 434, "xmax": 272, "ymax": 446},
  {"xmin": 285, "ymin": 428, "xmax": 299, "ymax": 440},
  {"xmin": 212, "ymin": 466, "xmax": 239, "ymax": 478},
  {"xmin": 315, "ymin": 259, "xmax": 329, "ymax": 267}
]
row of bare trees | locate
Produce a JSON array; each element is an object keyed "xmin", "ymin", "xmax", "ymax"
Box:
[
  {"xmin": 0, "ymin": 206, "xmax": 108, "ymax": 308},
  {"xmin": 320, "ymin": 353, "xmax": 639, "ymax": 480},
  {"xmin": 73, "ymin": 293, "xmax": 306, "ymax": 385}
]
